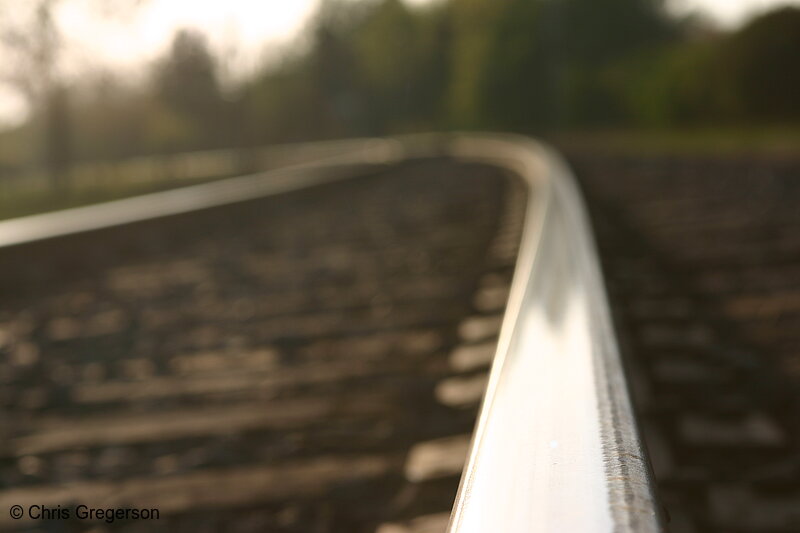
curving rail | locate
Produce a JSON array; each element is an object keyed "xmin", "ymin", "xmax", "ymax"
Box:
[
  {"xmin": 441, "ymin": 137, "xmax": 661, "ymax": 533},
  {"xmin": 0, "ymin": 135, "xmax": 661, "ymax": 532}
]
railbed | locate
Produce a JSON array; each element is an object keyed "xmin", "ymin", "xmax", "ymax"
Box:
[{"xmin": 0, "ymin": 136, "xmax": 659, "ymax": 532}]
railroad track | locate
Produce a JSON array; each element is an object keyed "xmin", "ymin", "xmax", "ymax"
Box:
[
  {"xmin": 2, "ymin": 136, "xmax": 797, "ymax": 532},
  {"xmin": 0, "ymin": 150, "xmax": 523, "ymax": 532},
  {"xmin": 570, "ymin": 150, "xmax": 800, "ymax": 533}
]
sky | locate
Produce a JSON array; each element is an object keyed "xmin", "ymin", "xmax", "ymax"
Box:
[
  {"xmin": 674, "ymin": 0, "xmax": 799, "ymax": 21},
  {"xmin": 1, "ymin": 0, "xmax": 799, "ymax": 127}
]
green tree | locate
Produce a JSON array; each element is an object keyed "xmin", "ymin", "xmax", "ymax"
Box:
[
  {"xmin": 717, "ymin": 7, "xmax": 800, "ymax": 122},
  {"xmin": 152, "ymin": 29, "xmax": 225, "ymax": 150},
  {"xmin": 350, "ymin": 0, "xmax": 451, "ymax": 132},
  {"xmin": 0, "ymin": 0, "xmax": 144, "ymax": 180},
  {"xmin": 460, "ymin": 0, "xmax": 675, "ymax": 131},
  {"xmin": 447, "ymin": 0, "xmax": 513, "ymax": 128},
  {"xmin": 0, "ymin": 0, "xmax": 71, "ymax": 184}
]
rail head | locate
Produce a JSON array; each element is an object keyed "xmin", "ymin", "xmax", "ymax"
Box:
[
  {"xmin": 441, "ymin": 136, "xmax": 662, "ymax": 533},
  {"xmin": 0, "ymin": 134, "xmax": 661, "ymax": 532}
]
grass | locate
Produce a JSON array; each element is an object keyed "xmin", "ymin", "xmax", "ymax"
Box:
[
  {"xmin": 2, "ymin": 127, "xmax": 799, "ymax": 222},
  {"xmin": 551, "ymin": 127, "xmax": 800, "ymax": 157}
]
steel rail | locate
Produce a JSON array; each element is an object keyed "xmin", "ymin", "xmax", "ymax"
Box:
[
  {"xmin": 0, "ymin": 134, "xmax": 660, "ymax": 532},
  {"xmin": 442, "ymin": 137, "xmax": 661, "ymax": 533}
]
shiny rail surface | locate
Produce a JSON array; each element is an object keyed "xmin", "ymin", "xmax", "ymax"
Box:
[
  {"xmin": 442, "ymin": 138, "xmax": 660, "ymax": 533},
  {"xmin": 0, "ymin": 135, "xmax": 660, "ymax": 532}
]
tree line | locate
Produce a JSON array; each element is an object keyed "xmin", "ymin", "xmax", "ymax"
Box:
[{"xmin": 2, "ymin": 0, "xmax": 800, "ymax": 180}]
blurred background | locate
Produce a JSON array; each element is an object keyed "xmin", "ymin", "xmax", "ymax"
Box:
[
  {"xmin": 2, "ymin": 2, "xmax": 800, "ymax": 532},
  {"xmin": 1, "ymin": 0, "xmax": 799, "ymax": 215}
]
